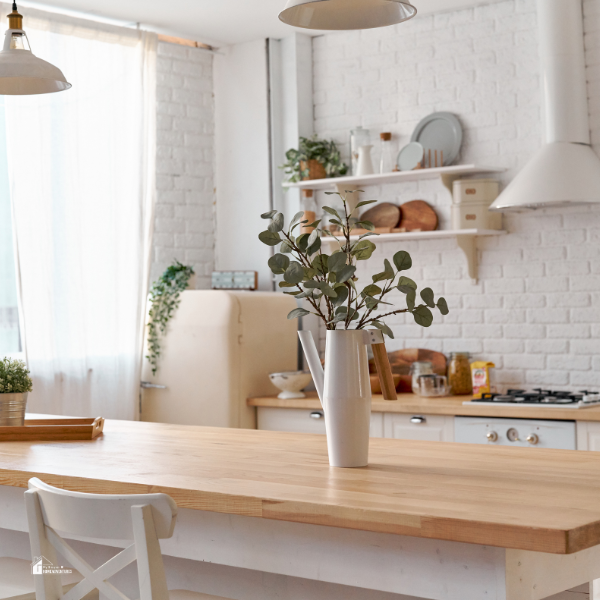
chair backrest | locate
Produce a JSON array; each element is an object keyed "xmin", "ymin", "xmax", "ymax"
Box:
[{"xmin": 25, "ymin": 477, "xmax": 178, "ymax": 600}]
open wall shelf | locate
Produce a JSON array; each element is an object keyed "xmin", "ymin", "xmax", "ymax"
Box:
[
  {"xmin": 322, "ymin": 229, "xmax": 507, "ymax": 284},
  {"xmin": 284, "ymin": 164, "xmax": 505, "ymax": 193}
]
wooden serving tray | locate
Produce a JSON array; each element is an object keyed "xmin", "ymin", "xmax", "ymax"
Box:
[{"xmin": 0, "ymin": 417, "xmax": 104, "ymax": 442}]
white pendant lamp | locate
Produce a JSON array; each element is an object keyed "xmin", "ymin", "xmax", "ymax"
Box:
[
  {"xmin": 0, "ymin": 2, "xmax": 71, "ymax": 95},
  {"xmin": 279, "ymin": 0, "xmax": 417, "ymax": 31}
]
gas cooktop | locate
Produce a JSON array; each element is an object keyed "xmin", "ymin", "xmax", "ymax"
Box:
[{"xmin": 464, "ymin": 389, "xmax": 600, "ymax": 409}]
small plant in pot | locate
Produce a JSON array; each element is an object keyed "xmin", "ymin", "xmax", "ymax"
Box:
[
  {"xmin": 281, "ymin": 135, "xmax": 348, "ymax": 183},
  {"xmin": 258, "ymin": 191, "xmax": 448, "ymax": 468},
  {"xmin": 0, "ymin": 358, "xmax": 33, "ymax": 426}
]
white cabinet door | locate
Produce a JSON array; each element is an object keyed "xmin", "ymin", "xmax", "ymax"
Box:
[
  {"xmin": 384, "ymin": 413, "xmax": 454, "ymax": 442},
  {"xmin": 257, "ymin": 407, "xmax": 384, "ymax": 437},
  {"xmin": 576, "ymin": 422, "xmax": 600, "ymax": 451}
]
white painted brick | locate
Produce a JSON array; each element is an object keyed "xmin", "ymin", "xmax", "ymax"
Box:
[
  {"xmin": 526, "ymin": 339, "xmax": 569, "ymax": 355},
  {"xmin": 152, "ymin": 41, "xmax": 215, "ymax": 289}
]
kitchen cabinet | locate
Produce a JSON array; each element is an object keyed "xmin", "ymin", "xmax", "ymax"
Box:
[
  {"xmin": 576, "ymin": 422, "xmax": 600, "ymax": 451},
  {"xmin": 383, "ymin": 413, "xmax": 455, "ymax": 442},
  {"xmin": 257, "ymin": 407, "xmax": 384, "ymax": 438}
]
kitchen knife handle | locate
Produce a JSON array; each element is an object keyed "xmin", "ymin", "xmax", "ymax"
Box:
[{"xmin": 372, "ymin": 342, "xmax": 397, "ymax": 401}]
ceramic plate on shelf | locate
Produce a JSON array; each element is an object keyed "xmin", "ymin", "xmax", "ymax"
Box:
[
  {"xmin": 396, "ymin": 141, "xmax": 424, "ymax": 171},
  {"xmin": 410, "ymin": 112, "xmax": 463, "ymax": 166}
]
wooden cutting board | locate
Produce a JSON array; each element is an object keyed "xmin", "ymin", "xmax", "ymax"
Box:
[
  {"xmin": 370, "ymin": 348, "xmax": 447, "ymax": 393},
  {"xmin": 361, "ymin": 203, "xmax": 401, "ymax": 228},
  {"xmin": 398, "ymin": 200, "xmax": 438, "ymax": 232}
]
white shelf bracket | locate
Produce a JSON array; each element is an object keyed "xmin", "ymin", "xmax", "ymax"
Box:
[
  {"xmin": 456, "ymin": 235, "xmax": 479, "ymax": 284},
  {"xmin": 440, "ymin": 173, "xmax": 460, "ymax": 195}
]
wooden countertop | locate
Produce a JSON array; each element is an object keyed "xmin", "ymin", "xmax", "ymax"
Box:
[
  {"xmin": 2, "ymin": 419, "xmax": 600, "ymax": 554},
  {"xmin": 248, "ymin": 392, "xmax": 600, "ymax": 421}
]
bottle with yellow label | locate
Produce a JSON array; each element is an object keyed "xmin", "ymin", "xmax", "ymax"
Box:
[{"xmin": 471, "ymin": 361, "xmax": 495, "ymax": 398}]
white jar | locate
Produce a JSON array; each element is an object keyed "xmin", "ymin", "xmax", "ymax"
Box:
[{"xmin": 453, "ymin": 178, "xmax": 499, "ymax": 204}]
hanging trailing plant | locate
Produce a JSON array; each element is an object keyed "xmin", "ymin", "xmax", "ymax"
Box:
[{"xmin": 146, "ymin": 261, "xmax": 195, "ymax": 376}]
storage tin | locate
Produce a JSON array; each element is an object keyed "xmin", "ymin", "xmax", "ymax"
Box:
[
  {"xmin": 451, "ymin": 202, "xmax": 502, "ymax": 230},
  {"xmin": 452, "ymin": 178, "xmax": 500, "ymax": 204}
]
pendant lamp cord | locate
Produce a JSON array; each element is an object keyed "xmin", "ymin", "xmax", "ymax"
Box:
[{"xmin": 12, "ymin": 2, "xmax": 17, "ymax": 11}]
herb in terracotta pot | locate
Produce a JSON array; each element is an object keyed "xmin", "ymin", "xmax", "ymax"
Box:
[{"xmin": 281, "ymin": 136, "xmax": 348, "ymax": 183}]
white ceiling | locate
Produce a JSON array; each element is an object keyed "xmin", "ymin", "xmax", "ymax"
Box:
[{"xmin": 18, "ymin": 0, "xmax": 497, "ymax": 46}]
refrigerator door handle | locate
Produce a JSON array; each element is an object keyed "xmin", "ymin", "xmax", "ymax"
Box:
[{"xmin": 140, "ymin": 381, "xmax": 167, "ymax": 389}]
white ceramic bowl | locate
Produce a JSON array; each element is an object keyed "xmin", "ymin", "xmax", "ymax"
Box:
[{"xmin": 269, "ymin": 371, "xmax": 313, "ymax": 399}]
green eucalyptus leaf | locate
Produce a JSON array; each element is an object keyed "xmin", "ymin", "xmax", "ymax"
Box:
[
  {"xmin": 283, "ymin": 290, "xmax": 301, "ymax": 296},
  {"xmin": 371, "ymin": 321, "xmax": 394, "ymax": 339},
  {"xmin": 320, "ymin": 283, "xmax": 338, "ymax": 298},
  {"xmin": 393, "ymin": 250, "xmax": 412, "ymax": 271},
  {"xmin": 361, "ymin": 284, "xmax": 382, "ymax": 298},
  {"xmin": 351, "ymin": 239, "xmax": 376, "ymax": 260},
  {"xmin": 420, "ymin": 287, "xmax": 436, "ymax": 308},
  {"xmin": 290, "ymin": 211, "xmax": 305, "ymax": 227},
  {"xmin": 328, "ymin": 252, "xmax": 348, "ymax": 273},
  {"xmin": 306, "ymin": 237, "xmax": 321, "ymax": 255},
  {"xmin": 332, "ymin": 285, "xmax": 349, "ymax": 307},
  {"xmin": 296, "ymin": 233, "xmax": 310, "ymax": 252},
  {"xmin": 307, "ymin": 228, "xmax": 319, "ymax": 248},
  {"xmin": 261, "ymin": 210, "xmax": 277, "ymax": 220},
  {"xmin": 303, "ymin": 267, "xmax": 317, "ymax": 280},
  {"xmin": 337, "ymin": 265, "xmax": 356, "ymax": 283},
  {"xmin": 268, "ymin": 212, "xmax": 284, "ymax": 233},
  {"xmin": 397, "ymin": 276, "xmax": 417, "ymax": 292},
  {"xmin": 373, "ymin": 258, "xmax": 395, "ymax": 282},
  {"xmin": 284, "ymin": 261, "xmax": 304, "ymax": 284},
  {"xmin": 413, "ymin": 305, "xmax": 434, "ymax": 327},
  {"xmin": 258, "ymin": 230, "xmax": 282, "ymax": 246},
  {"xmin": 312, "ymin": 254, "xmax": 329, "ymax": 275},
  {"xmin": 268, "ymin": 253, "xmax": 290, "ymax": 275},
  {"xmin": 280, "ymin": 241, "xmax": 294, "ymax": 254},
  {"xmin": 287, "ymin": 308, "xmax": 310, "ymax": 320},
  {"xmin": 355, "ymin": 220, "xmax": 375, "ymax": 231},
  {"xmin": 303, "ymin": 280, "xmax": 320, "ymax": 289},
  {"xmin": 406, "ymin": 288, "xmax": 416, "ymax": 311},
  {"xmin": 279, "ymin": 281, "xmax": 296, "ymax": 288},
  {"xmin": 437, "ymin": 297, "xmax": 449, "ymax": 316},
  {"xmin": 323, "ymin": 206, "xmax": 342, "ymax": 220},
  {"xmin": 355, "ymin": 200, "xmax": 378, "ymax": 209}
]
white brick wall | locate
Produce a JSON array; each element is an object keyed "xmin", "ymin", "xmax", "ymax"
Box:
[
  {"xmin": 152, "ymin": 41, "xmax": 215, "ymax": 289},
  {"xmin": 312, "ymin": 0, "xmax": 600, "ymax": 390}
]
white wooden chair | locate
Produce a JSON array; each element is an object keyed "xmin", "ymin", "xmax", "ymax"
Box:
[{"xmin": 24, "ymin": 478, "xmax": 229, "ymax": 600}]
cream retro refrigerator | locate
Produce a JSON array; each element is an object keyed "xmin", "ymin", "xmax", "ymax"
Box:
[{"xmin": 140, "ymin": 291, "xmax": 298, "ymax": 429}]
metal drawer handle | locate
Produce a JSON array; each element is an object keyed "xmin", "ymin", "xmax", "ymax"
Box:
[
  {"xmin": 310, "ymin": 411, "xmax": 324, "ymax": 420},
  {"xmin": 140, "ymin": 381, "xmax": 167, "ymax": 389},
  {"xmin": 410, "ymin": 416, "xmax": 426, "ymax": 424}
]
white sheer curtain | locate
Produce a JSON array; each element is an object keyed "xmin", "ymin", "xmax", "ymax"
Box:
[{"xmin": 5, "ymin": 6, "xmax": 157, "ymax": 420}]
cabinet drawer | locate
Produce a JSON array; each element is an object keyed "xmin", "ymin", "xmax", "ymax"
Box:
[
  {"xmin": 257, "ymin": 407, "xmax": 384, "ymax": 437},
  {"xmin": 383, "ymin": 413, "xmax": 454, "ymax": 442}
]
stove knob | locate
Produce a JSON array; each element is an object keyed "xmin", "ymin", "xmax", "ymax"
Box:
[
  {"xmin": 486, "ymin": 431, "xmax": 498, "ymax": 442},
  {"xmin": 527, "ymin": 433, "xmax": 539, "ymax": 445}
]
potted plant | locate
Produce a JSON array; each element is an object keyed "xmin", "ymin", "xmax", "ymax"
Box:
[
  {"xmin": 146, "ymin": 261, "xmax": 195, "ymax": 376},
  {"xmin": 258, "ymin": 191, "xmax": 448, "ymax": 467},
  {"xmin": 0, "ymin": 358, "xmax": 33, "ymax": 426},
  {"xmin": 281, "ymin": 136, "xmax": 348, "ymax": 183}
]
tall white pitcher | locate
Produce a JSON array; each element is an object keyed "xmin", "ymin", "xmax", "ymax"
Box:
[{"xmin": 299, "ymin": 329, "xmax": 396, "ymax": 468}]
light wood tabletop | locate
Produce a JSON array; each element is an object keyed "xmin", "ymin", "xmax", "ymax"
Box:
[
  {"xmin": 248, "ymin": 392, "xmax": 600, "ymax": 421},
  {"xmin": 1, "ymin": 419, "xmax": 600, "ymax": 555}
]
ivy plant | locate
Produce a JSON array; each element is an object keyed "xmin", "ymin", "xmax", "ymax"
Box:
[
  {"xmin": 0, "ymin": 357, "xmax": 33, "ymax": 394},
  {"xmin": 258, "ymin": 191, "xmax": 449, "ymax": 338},
  {"xmin": 281, "ymin": 135, "xmax": 348, "ymax": 183},
  {"xmin": 146, "ymin": 261, "xmax": 195, "ymax": 375}
]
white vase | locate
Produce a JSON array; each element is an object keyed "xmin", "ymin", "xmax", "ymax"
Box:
[
  {"xmin": 356, "ymin": 145, "xmax": 375, "ymax": 176},
  {"xmin": 299, "ymin": 329, "xmax": 378, "ymax": 468}
]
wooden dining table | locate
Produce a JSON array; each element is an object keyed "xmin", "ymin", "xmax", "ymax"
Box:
[{"xmin": 0, "ymin": 418, "xmax": 599, "ymax": 600}]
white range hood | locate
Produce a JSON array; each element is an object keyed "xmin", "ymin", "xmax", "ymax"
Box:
[{"xmin": 491, "ymin": 0, "xmax": 600, "ymax": 211}]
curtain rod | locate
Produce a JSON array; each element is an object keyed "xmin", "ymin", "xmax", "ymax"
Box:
[{"xmin": 157, "ymin": 34, "xmax": 220, "ymax": 54}]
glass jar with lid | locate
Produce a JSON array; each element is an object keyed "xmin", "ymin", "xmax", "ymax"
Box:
[
  {"xmin": 410, "ymin": 361, "xmax": 433, "ymax": 395},
  {"xmin": 447, "ymin": 352, "xmax": 473, "ymax": 395}
]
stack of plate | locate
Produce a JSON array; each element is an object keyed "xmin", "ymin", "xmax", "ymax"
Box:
[{"xmin": 397, "ymin": 112, "xmax": 463, "ymax": 171}]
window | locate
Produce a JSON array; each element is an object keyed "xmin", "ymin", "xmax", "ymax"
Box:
[{"xmin": 0, "ymin": 101, "xmax": 20, "ymax": 355}]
